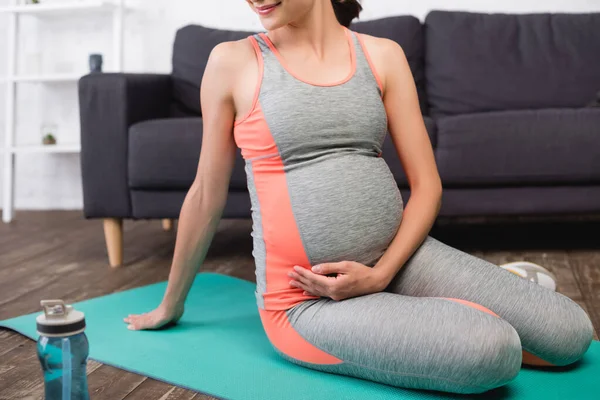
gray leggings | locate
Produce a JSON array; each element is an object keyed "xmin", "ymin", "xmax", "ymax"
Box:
[{"xmin": 271, "ymin": 236, "xmax": 594, "ymax": 394}]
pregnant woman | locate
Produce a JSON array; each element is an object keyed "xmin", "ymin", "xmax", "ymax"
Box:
[{"xmin": 124, "ymin": 0, "xmax": 593, "ymax": 394}]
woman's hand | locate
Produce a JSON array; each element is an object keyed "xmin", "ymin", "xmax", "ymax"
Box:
[
  {"xmin": 123, "ymin": 303, "xmax": 185, "ymax": 331},
  {"xmin": 288, "ymin": 262, "xmax": 389, "ymax": 301}
]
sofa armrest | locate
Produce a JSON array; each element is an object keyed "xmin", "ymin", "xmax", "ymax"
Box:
[{"xmin": 78, "ymin": 73, "xmax": 173, "ymax": 218}]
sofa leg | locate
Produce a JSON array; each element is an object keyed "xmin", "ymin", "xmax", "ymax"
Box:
[
  {"xmin": 162, "ymin": 219, "xmax": 174, "ymax": 231},
  {"xmin": 103, "ymin": 218, "xmax": 123, "ymax": 268}
]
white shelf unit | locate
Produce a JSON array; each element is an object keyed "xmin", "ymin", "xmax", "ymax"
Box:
[
  {"xmin": 6, "ymin": 73, "xmax": 82, "ymax": 83},
  {"xmin": 2, "ymin": 0, "xmax": 126, "ymax": 223},
  {"xmin": 0, "ymin": 0, "xmax": 116, "ymax": 15},
  {"xmin": 10, "ymin": 144, "xmax": 82, "ymax": 154}
]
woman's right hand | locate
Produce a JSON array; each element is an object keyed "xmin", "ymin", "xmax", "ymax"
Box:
[{"xmin": 123, "ymin": 303, "xmax": 184, "ymax": 331}]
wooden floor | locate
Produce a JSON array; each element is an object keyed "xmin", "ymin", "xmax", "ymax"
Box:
[{"xmin": 0, "ymin": 211, "xmax": 598, "ymax": 399}]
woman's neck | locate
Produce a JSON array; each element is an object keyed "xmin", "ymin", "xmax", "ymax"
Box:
[{"xmin": 268, "ymin": 1, "xmax": 346, "ymax": 61}]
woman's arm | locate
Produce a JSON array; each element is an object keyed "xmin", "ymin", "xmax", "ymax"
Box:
[
  {"xmin": 370, "ymin": 37, "xmax": 442, "ymax": 287},
  {"xmin": 160, "ymin": 42, "xmax": 241, "ymax": 311},
  {"xmin": 124, "ymin": 41, "xmax": 245, "ymax": 330}
]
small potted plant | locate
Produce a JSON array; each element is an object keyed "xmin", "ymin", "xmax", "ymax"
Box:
[
  {"xmin": 41, "ymin": 123, "xmax": 58, "ymax": 145},
  {"xmin": 42, "ymin": 134, "xmax": 57, "ymax": 145}
]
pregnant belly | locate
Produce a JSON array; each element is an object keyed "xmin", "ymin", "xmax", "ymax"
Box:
[{"xmin": 284, "ymin": 155, "xmax": 404, "ymax": 266}]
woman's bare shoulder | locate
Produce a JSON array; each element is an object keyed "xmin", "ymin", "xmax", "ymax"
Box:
[
  {"xmin": 209, "ymin": 37, "xmax": 256, "ymax": 66},
  {"xmin": 357, "ymin": 33, "xmax": 405, "ymax": 59},
  {"xmin": 355, "ymin": 33, "xmax": 410, "ymax": 92},
  {"xmin": 203, "ymin": 36, "xmax": 257, "ymax": 90}
]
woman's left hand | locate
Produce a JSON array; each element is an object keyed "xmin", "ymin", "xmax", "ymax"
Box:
[{"xmin": 288, "ymin": 261, "xmax": 388, "ymax": 301}]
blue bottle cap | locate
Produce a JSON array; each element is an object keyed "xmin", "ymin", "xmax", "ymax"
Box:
[{"xmin": 36, "ymin": 300, "xmax": 86, "ymax": 337}]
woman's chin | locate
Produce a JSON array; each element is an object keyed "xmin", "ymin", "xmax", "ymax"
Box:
[{"xmin": 259, "ymin": 18, "xmax": 286, "ymax": 31}]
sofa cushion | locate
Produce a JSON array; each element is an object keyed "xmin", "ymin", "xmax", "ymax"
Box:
[
  {"xmin": 351, "ymin": 16, "xmax": 427, "ymax": 114},
  {"xmin": 171, "ymin": 25, "xmax": 255, "ymax": 116},
  {"xmin": 435, "ymin": 109, "xmax": 600, "ymax": 186},
  {"xmin": 438, "ymin": 186, "xmax": 600, "ymax": 217},
  {"xmin": 382, "ymin": 116, "xmax": 436, "ymax": 186},
  {"xmin": 131, "ymin": 190, "xmax": 251, "ymax": 219},
  {"xmin": 425, "ymin": 11, "xmax": 600, "ymax": 117},
  {"xmin": 128, "ymin": 118, "xmax": 248, "ymax": 190}
]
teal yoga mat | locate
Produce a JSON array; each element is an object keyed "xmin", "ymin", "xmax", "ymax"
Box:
[{"xmin": 1, "ymin": 273, "xmax": 599, "ymax": 400}]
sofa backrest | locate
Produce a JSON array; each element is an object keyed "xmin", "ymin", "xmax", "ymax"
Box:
[
  {"xmin": 425, "ymin": 11, "xmax": 600, "ymax": 117},
  {"xmin": 171, "ymin": 25, "xmax": 254, "ymax": 117},
  {"xmin": 171, "ymin": 16, "xmax": 425, "ymax": 117}
]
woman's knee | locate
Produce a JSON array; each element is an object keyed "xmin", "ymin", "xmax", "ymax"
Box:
[
  {"xmin": 454, "ymin": 320, "xmax": 522, "ymax": 393},
  {"xmin": 535, "ymin": 297, "xmax": 594, "ymax": 366}
]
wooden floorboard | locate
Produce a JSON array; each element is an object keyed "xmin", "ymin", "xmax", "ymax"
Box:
[
  {"xmin": 0, "ymin": 211, "xmax": 89, "ymax": 269},
  {"xmin": 570, "ymin": 251, "xmax": 600, "ymax": 340},
  {"xmin": 85, "ymin": 364, "xmax": 148, "ymax": 400},
  {"xmin": 123, "ymin": 379, "xmax": 215, "ymax": 400},
  {"xmin": 0, "ymin": 330, "xmax": 29, "ymax": 359},
  {"xmin": 0, "ymin": 333, "xmax": 45, "ymax": 399},
  {"xmin": 0, "ymin": 211, "xmax": 598, "ymax": 399}
]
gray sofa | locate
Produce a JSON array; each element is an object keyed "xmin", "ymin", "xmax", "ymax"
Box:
[{"xmin": 78, "ymin": 11, "xmax": 600, "ymax": 266}]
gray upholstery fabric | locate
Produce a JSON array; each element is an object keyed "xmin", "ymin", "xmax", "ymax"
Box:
[
  {"xmin": 435, "ymin": 109, "xmax": 600, "ymax": 186},
  {"xmin": 171, "ymin": 25, "xmax": 255, "ymax": 117},
  {"xmin": 382, "ymin": 116, "xmax": 437, "ymax": 187},
  {"xmin": 351, "ymin": 16, "xmax": 427, "ymax": 114},
  {"xmin": 128, "ymin": 118, "xmax": 247, "ymax": 190},
  {"xmin": 425, "ymin": 11, "xmax": 600, "ymax": 117},
  {"xmin": 79, "ymin": 73, "xmax": 172, "ymax": 218},
  {"xmin": 130, "ymin": 190, "xmax": 251, "ymax": 219},
  {"xmin": 439, "ymin": 186, "xmax": 600, "ymax": 217}
]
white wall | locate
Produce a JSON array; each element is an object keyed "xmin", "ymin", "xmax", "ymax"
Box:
[{"xmin": 1, "ymin": 0, "xmax": 600, "ymax": 211}]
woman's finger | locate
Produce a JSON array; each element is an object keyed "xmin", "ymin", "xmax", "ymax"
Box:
[
  {"xmin": 288, "ymin": 271, "xmax": 312, "ymax": 287},
  {"xmin": 292, "ymin": 266, "xmax": 313, "ymax": 279},
  {"xmin": 129, "ymin": 315, "xmax": 149, "ymax": 330},
  {"xmin": 294, "ymin": 267, "xmax": 339, "ymax": 297},
  {"xmin": 293, "ymin": 266, "xmax": 327, "ymax": 285},
  {"xmin": 290, "ymin": 279, "xmax": 315, "ymax": 294},
  {"xmin": 312, "ymin": 261, "xmax": 348, "ymax": 275},
  {"xmin": 288, "ymin": 273, "xmax": 323, "ymax": 297},
  {"xmin": 289, "ymin": 279, "xmax": 306, "ymax": 290},
  {"xmin": 300, "ymin": 282, "xmax": 325, "ymax": 298},
  {"xmin": 294, "ymin": 266, "xmax": 332, "ymax": 288}
]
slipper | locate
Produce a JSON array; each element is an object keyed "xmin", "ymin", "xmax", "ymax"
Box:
[{"xmin": 499, "ymin": 261, "xmax": 557, "ymax": 291}]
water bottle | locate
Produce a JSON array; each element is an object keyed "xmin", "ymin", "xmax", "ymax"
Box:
[{"xmin": 36, "ymin": 300, "xmax": 90, "ymax": 400}]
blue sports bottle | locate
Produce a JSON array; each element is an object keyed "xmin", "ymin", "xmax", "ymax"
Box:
[{"xmin": 36, "ymin": 300, "xmax": 90, "ymax": 400}]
